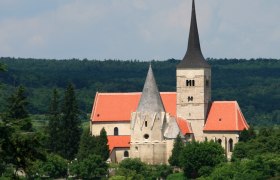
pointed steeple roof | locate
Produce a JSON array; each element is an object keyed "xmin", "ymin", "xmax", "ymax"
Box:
[
  {"xmin": 137, "ymin": 65, "xmax": 165, "ymax": 113},
  {"xmin": 177, "ymin": 0, "xmax": 210, "ymax": 69}
]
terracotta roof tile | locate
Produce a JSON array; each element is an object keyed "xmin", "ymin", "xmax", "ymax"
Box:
[
  {"xmin": 107, "ymin": 135, "xmax": 130, "ymax": 151},
  {"xmin": 176, "ymin": 117, "xmax": 193, "ymax": 135},
  {"xmin": 204, "ymin": 101, "xmax": 249, "ymax": 131},
  {"xmin": 91, "ymin": 92, "xmax": 176, "ymax": 122}
]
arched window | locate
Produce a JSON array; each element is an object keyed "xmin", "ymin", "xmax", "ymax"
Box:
[
  {"xmin": 114, "ymin": 127, "xmax": 119, "ymax": 136},
  {"xmin": 229, "ymin": 139, "xmax": 233, "ymax": 152},
  {"xmin": 145, "ymin": 121, "xmax": 148, "ymax": 127},
  {"xmin": 192, "ymin": 80, "xmax": 195, "ymax": 86},
  {"xmin": 218, "ymin": 139, "xmax": 222, "ymax": 145},
  {"xmin": 124, "ymin": 151, "xmax": 129, "ymax": 157}
]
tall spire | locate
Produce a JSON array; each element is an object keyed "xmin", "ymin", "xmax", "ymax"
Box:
[
  {"xmin": 137, "ymin": 65, "xmax": 165, "ymax": 113},
  {"xmin": 177, "ymin": 0, "xmax": 210, "ymax": 68}
]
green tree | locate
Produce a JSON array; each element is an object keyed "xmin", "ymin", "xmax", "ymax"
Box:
[
  {"xmin": 232, "ymin": 127, "xmax": 280, "ymax": 160},
  {"xmin": 0, "ymin": 122, "xmax": 10, "ymax": 175},
  {"xmin": 180, "ymin": 141, "xmax": 226, "ymax": 179},
  {"xmin": 59, "ymin": 83, "xmax": 81, "ymax": 160},
  {"xmin": 168, "ymin": 134, "xmax": 184, "ymax": 166},
  {"xmin": 77, "ymin": 128, "xmax": 97, "ymax": 160},
  {"xmin": 4, "ymin": 86, "xmax": 32, "ymax": 131},
  {"xmin": 0, "ymin": 85, "xmax": 45, "ymax": 178},
  {"xmin": 1, "ymin": 129, "xmax": 45, "ymax": 178},
  {"xmin": 6, "ymin": 86, "xmax": 28, "ymax": 119},
  {"xmin": 96, "ymin": 128, "xmax": 110, "ymax": 161},
  {"xmin": 0, "ymin": 62, "xmax": 5, "ymax": 71},
  {"xmin": 70, "ymin": 154, "xmax": 108, "ymax": 179},
  {"xmin": 239, "ymin": 127, "xmax": 256, "ymax": 142},
  {"xmin": 116, "ymin": 158, "xmax": 147, "ymax": 179},
  {"xmin": 47, "ymin": 89, "xmax": 61, "ymax": 153},
  {"xmin": 27, "ymin": 153, "xmax": 68, "ymax": 179},
  {"xmin": 153, "ymin": 164, "xmax": 173, "ymax": 179},
  {"xmin": 205, "ymin": 154, "xmax": 280, "ymax": 180}
]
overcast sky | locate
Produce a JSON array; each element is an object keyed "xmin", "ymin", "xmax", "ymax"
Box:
[{"xmin": 0, "ymin": 0, "xmax": 279, "ymax": 61}]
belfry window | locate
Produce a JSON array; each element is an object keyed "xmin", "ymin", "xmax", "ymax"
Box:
[
  {"xmin": 186, "ymin": 80, "xmax": 195, "ymax": 86},
  {"xmin": 124, "ymin": 151, "xmax": 129, "ymax": 157},
  {"xmin": 145, "ymin": 121, "xmax": 148, "ymax": 127},
  {"xmin": 114, "ymin": 127, "xmax": 119, "ymax": 136},
  {"xmin": 229, "ymin": 139, "xmax": 233, "ymax": 152}
]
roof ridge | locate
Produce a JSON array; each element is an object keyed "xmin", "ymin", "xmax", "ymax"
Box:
[
  {"xmin": 235, "ymin": 102, "xmax": 238, "ymax": 130},
  {"xmin": 213, "ymin": 101, "xmax": 237, "ymax": 103},
  {"xmin": 236, "ymin": 102, "xmax": 250, "ymax": 130},
  {"xmin": 91, "ymin": 92, "xmax": 99, "ymax": 120}
]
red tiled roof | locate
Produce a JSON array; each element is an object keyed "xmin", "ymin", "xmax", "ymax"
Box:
[
  {"xmin": 176, "ymin": 117, "xmax": 193, "ymax": 134},
  {"xmin": 91, "ymin": 92, "xmax": 176, "ymax": 122},
  {"xmin": 204, "ymin": 101, "xmax": 249, "ymax": 131},
  {"xmin": 107, "ymin": 135, "xmax": 130, "ymax": 151}
]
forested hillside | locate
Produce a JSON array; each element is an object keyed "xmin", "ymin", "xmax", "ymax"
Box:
[{"xmin": 0, "ymin": 57, "xmax": 280, "ymax": 125}]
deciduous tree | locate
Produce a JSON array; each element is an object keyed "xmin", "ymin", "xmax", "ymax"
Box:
[
  {"xmin": 180, "ymin": 141, "xmax": 226, "ymax": 179},
  {"xmin": 70, "ymin": 154, "xmax": 108, "ymax": 179}
]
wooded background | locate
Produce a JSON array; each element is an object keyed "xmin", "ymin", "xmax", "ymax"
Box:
[{"xmin": 0, "ymin": 57, "xmax": 279, "ymax": 125}]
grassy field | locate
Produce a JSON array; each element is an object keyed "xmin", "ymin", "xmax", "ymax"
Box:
[{"xmin": 31, "ymin": 114, "xmax": 90, "ymax": 131}]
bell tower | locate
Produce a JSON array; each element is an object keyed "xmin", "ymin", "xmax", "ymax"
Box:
[{"xmin": 176, "ymin": 0, "xmax": 211, "ymax": 141}]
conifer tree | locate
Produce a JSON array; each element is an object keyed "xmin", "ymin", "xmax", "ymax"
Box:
[
  {"xmin": 1, "ymin": 85, "xmax": 45, "ymax": 178},
  {"xmin": 77, "ymin": 128, "xmax": 97, "ymax": 160},
  {"xmin": 48, "ymin": 89, "xmax": 61, "ymax": 153},
  {"xmin": 169, "ymin": 134, "xmax": 184, "ymax": 167},
  {"xmin": 59, "ymin": 83, "xmax": 81, "ymax": 160},
  {"xmin": 96, "ymin": 128, "xmax": 110, "ymax": 161},
  {"xmin": 6, "ymin": 86, "xmax": 28, "ymax": 120},
  {"xmin": 5, "ymin": 85, "xmax": 32, "ymax": 131}
]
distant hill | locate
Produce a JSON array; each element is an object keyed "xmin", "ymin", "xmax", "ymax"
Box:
[{"xmin": 0, "ymin": 57, "xmax": 280, "ymax": 125}]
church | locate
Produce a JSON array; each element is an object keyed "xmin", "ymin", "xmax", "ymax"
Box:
[{"xmin": 90, "ymin": 0, "xmax": 249, "ymax": 164}]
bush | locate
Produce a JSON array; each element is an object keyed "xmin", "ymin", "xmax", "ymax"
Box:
[
  {"xmin": 167, "ymin": 172, "xmax": 185, "ymax": 180},
  {"xmin": 70, "ymin": 154, "xmax": 108, "ymax": 179},
  {"xmin": 27, "ymin": 153, "xmax": 68, "ymax": 178}
]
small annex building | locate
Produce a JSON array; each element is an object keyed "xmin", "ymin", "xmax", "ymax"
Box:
[{"xmin": 90, "ymin": 0, "xmax": 249, "ymax": 164}]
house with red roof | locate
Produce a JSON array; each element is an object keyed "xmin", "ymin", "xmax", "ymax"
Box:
[{"xmin": 90, "ymin": 0, "xmax": 249, "ymax": 163}]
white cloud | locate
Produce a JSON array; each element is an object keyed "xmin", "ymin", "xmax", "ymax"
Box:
[{"xmin": 0, "ymin": 0, "xmax": 279, "ymax": 60}]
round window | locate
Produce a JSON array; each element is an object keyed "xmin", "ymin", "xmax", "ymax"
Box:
[{"xmin": 144, "ymin": 134, "xmax": 149, "ymax": 139}]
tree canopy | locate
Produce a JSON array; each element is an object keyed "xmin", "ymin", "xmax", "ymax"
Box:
[
  {"xmin": 0, "ymin": 58, "xmax": 280, "ymax": 126},
  {"xmin": 180, "ymin": 141, "xmax": 226, "ymax": 179}
]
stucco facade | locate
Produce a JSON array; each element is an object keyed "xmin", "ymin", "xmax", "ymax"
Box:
[
  {"xmin": 204, "ymin": 132, "xmax": 239, "ymax": 159},
  {"xmin": 91, "ymin": 122, "xmax": 130, "ymax": 136}
]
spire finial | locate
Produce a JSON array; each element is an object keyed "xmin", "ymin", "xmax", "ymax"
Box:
[{"xmin": 177, "ymin": 0, "xmax": 210, "ymax": 69}]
